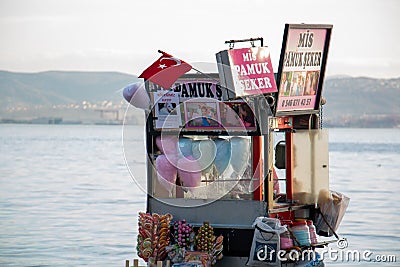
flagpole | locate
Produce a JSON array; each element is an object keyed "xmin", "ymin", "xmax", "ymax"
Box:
[{"xmin": 191, "ymin": 66, "xmax": 221, "ymax": 85}]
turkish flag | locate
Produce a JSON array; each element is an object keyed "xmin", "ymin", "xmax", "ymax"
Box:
[{"xmin": 139, "ymin": 51, "xmax": 192, "ymax": 89}]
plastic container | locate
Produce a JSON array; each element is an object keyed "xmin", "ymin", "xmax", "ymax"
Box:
[
  {"xmin": 290, "ymin": 221, "xmax": 311, "ymax": 246},
  {"xmin": 280, "ymin": 230, "xmax": 293, "ymax": 249},
  {"xmin": 307, "ymin": 220, "xmax": 318, "ymax": 245}
]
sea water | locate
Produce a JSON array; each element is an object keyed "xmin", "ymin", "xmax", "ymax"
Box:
[{"xmin": 0, "ymin": 125, "xmax": 399, "ymax": 266}]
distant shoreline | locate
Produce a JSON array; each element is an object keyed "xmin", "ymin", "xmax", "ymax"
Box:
[{"xmin": 1, "ymin": 71, "xmax": 399, "ymax": 129}]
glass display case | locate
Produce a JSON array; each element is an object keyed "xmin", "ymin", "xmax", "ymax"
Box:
[{"xmin": 144, "ymin": 74, "xmax": 269, "ymax": 229}]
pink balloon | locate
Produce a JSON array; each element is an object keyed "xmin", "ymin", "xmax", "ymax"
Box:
[
  {"xmin": 177, "ymin": 156, "xmax": 202, "ymax": 192},
  {"xmin": 122, "ymin": 82, "xmax": 150, "ymax": 110},
  {"xmin": 156, "ymin": 155, "xmax": 177, "ymax": 194},
  {"xmin": 156, "ymin": 136, "xmax": 178, "ymax": 158}
]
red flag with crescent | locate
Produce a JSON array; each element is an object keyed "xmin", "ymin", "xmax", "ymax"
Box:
[{"xmin": 139, "ymin": 51, "xmax": 192, "ymax": 88}]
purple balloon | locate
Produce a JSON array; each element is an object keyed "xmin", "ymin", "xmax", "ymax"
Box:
[
  {"xmin": 122, "ymin": 82, "xmax": 139, "ymax": 101},
  {"xmin": 122, "ymin": 82, "xmax": 150, "ymax": 109}
]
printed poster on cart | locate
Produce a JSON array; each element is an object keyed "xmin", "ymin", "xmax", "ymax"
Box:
[{"xmin": 153, "ymin": 90, "xmax": 182, "ymax": 129}]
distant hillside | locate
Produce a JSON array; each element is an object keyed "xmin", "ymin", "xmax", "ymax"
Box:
[
  {"xmin": 322, "ymin": 76, "xmax": 400, "ymax": 127},
  {"xmin": 0, "ymin": 70, "xmax": 138, "ymax": 108},
  {"xmin": 0, "ymin": 71, "xmax": 399, "ymax": 127},
  {"xmin": 323, "ymin": 76, "xmax": 400, "ymax": 116}
]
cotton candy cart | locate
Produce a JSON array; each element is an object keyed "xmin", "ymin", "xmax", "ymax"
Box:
[{"xmin": 125, "ymin": 24, "xmax": 348, "ymax": 267}]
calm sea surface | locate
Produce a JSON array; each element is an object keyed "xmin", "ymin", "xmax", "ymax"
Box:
[{"xmin": 0, "ymin": 125, "xmax": 399, "ymax": 266}]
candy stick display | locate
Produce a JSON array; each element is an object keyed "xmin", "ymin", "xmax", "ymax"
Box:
[
  {"xmin": 137, "ymin": 212, "xmax": 173, "ymax": 263},
  {"xmin": 195, "ymin": 222, "xmax": 215, "ymax": 252},
  {"xmin": 173, "ymin": 219, "xmax": 195, "ymax": 249},
  {"xmin": 212, "ymin": 235, "xmax": 224, "ymax": 262}
]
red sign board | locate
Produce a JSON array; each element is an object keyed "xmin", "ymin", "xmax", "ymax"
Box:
[{"xmin": 216, "ymin": 47, "xmax": 277, "ymax": 97}]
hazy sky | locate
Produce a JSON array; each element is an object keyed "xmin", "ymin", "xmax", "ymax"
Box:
[{"xmin": 0, "ymin": 0, "xmax": 399, "ymax": 78}]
